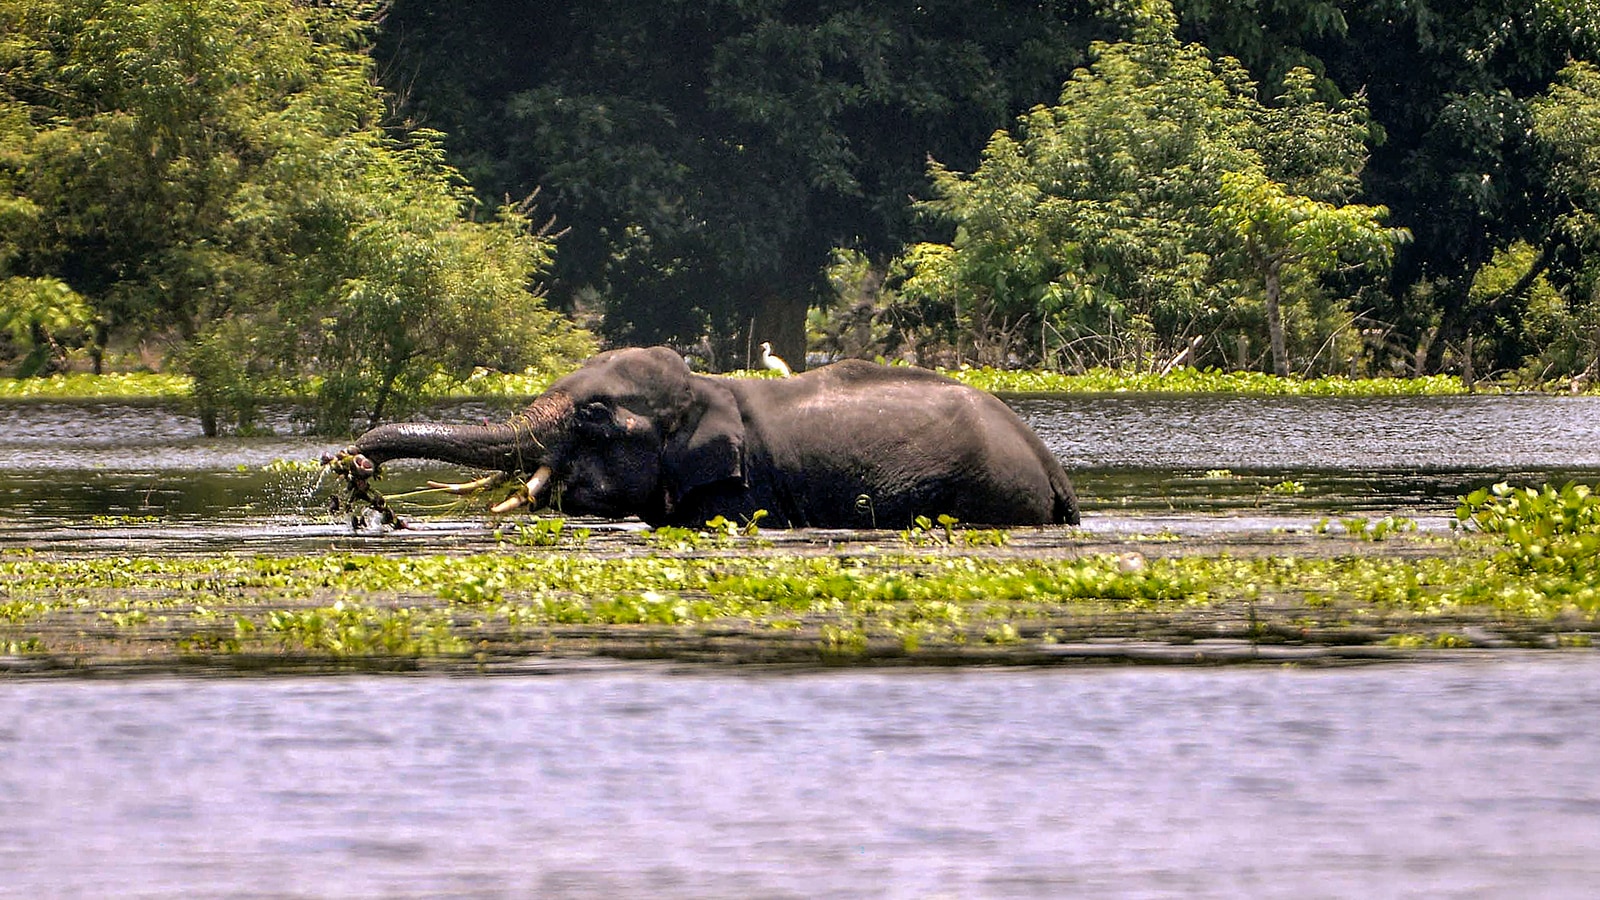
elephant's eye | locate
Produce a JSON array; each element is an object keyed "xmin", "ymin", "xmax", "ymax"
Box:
[{"xmin": 576, "ymin": 402, "xmax": 612, "ymax": 429}]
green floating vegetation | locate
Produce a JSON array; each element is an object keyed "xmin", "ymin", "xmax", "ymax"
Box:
[
  {"xmin": 3, "ymin": 491, "xmax": 1600, "ymax": 669},
  {"xmin": 0, "ymin": 365, "xmax": 1479, "ymax": 407},
  {"xmin": 1456, "ymin": 482, "xmax": 1600, "ymax": 615},
  {"xmin": 4, "ymin": 487, "xmax": 1600, "ymax": 670},
  {"xmin": 1314, "ymin": 515, "xmax": 1418, "ymax": 541},
  {"xmin": 439, "ymin": 368, "xmax": 559, "ymax": 399},
  {"xmin": 0, "ymin": 372, "xmax": 193, "ymax": 401},
  {"xmin": 947, "ymin": 366, "xmax": 1470, "ymax": 396}
]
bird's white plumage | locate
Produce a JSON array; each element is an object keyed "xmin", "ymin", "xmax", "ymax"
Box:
[{"xmin": 759, "ymin": 341, "xmax": 792, "ymax": 377}]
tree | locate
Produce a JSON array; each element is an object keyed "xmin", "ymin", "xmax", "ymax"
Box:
[
  {"xmin": 1291, "ymin": 1, "xmax": 1599, "ymax": 370},
  {"xmin": 373, "ymin": 0, "xmax": 1112, "ymax": 370},
  {"xmin": 1212, "ymin": 169, "xmax": 1404, "ymax": 375},
  {"xmin": 898, "ymin": 1, "xmax": 1401, "ymax": 372},
  {"xmin": 1516, "ymin": 60, "xmax": 1600, "ymax": 380},
  {"xmin": 0, "ymin": 0, "xmax": 590, "ymax": 432},
  {"xmin": 0, "ymin": 96, "xmax": 94, "ymax": 374},
  {"xmin": 206, "ymin": 127, "xmax": 594, "ymax": 434}
]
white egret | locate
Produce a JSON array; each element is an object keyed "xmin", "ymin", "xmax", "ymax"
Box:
[{"xmin": 759, "ymin": 341, "xmax": 792, "ymax": 377}]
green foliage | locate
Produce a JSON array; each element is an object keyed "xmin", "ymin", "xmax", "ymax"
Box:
[
  {"xmin": 0, "ymin": 0, "xmax": 592, "ymax": 433},
  {"xmin": 898, "ymin": 514, "xmax": 1011, "ymax": 547},
  {"xmin": 1211, "ymin": 168, "xmax": 1407, "ymax": 375},
  {"xmin": 500, "ymin": 517, "xmax": 590, "ymax": 548},
  {"xmin": 808, "ymin": 249, "xmax": 929, "ymax": 364},
  {"xmin": 89, "ymin": 515, "xmax": 159, "ymax": 527},
  {"xmin": 11, "ymin": 516, "xmax": 1600, "ymax": 665},
  {"xmin": 649, "ymin": 511, "xmax": 773, "ymax": 550},
  {"xmin": 1465, "ymin": 236, "xmax": 1597, "ymax": 383},
  {"xmin": 0, "ymin": 277, "xmax": 93, "ymax": 375},
  {"xmin": 707, "ymin": 510, "xmax": 769, "ymax": 538},
  {"xmin": 1321, "ymin": 515, "xmax": 1418, "ymax": 541},
  {"xmin": 647, "ymin": 525, "xmax": 715, "ymax": 551},
  {"xmin": 1538, "ymin": 62, "xmax": 1600, "ymax": 214},
  {"xmin": 1301, "ymin": 0, "xmax": 1600, "ymax": 373},
  {"xmin": 264, "ymin": 601, "xmax": 466, "ymax": 657},
  {"xmin": 272, "ymin": 157, "xmax": 596, "ymax": 432},
  {"xmin": 947, "ymin": 365, "xmax": 1468, "ymax": 395},
  {"xmin": 898, "ymin": 2, "xmax": 1397, "ymax": 373},
  {"xmin": 8, "ymin": 0, "xmax": 1600, "ymax": 410},
  {"xmin": 1172, "ymin": 0, "xmax": 1349, "ymax": 87},
  {"xmin": 179, "ymin": 318, "xmax": 283, "ymax": 435},
  {"xmin": 1452, "ymin": 481, "xmax": 1600, "ymax": 615},
  {"xmin": 0, "ymin": 0, "xmax": 372, "ymax": 343},
  {"xmin": 1520, "ymin": 62, "xmax": 1600, "ymax": 380},
  {"xmin": 1457, "ymin": 482, "xmax": 1600, "ymax": 575},
  {"xmin": 0, "ymin": 371, "xmax": 190, "ymax": 399}
]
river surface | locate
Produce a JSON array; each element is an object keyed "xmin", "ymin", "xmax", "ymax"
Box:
[
  {"xmin": 4, "ymin": 392, "xmax": 1600, "ymax": 536},
  {"xmin": 4, "ymin": 659, "xmax": 1600, "ymax": 898},
  {"xmin": 5, "ymin": 393, "xmax": 1600, "ymax": 896}
]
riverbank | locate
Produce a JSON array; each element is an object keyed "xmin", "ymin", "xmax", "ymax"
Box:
[{"xmin": 3, "ymin": 508, "xmax": 1595, "ymax": 676}]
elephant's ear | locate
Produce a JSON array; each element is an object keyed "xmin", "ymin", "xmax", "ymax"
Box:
[{"xmin": 662, "ymin": 377, "xmax": 744, "ymax": 501}]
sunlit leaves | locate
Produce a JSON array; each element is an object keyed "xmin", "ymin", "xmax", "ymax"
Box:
[
  {"xmin": 899, "ymin": 2, "xmax": 1395, "ymax": 372},
  {"xmin": 1211, "ymin": 168, "xmax": 1406, "ymax": 374},
  {"xmin": 0, "ymin": 0, "xmax": 592, "ymax": 428},
  {"xmin": 0, "ymin": 276, "xmax": 93, "ymax": 374}
]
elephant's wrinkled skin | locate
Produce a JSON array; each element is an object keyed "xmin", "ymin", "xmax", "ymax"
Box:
[{"xmin": 328, "ymin": 346, "xmax": 1079, "ymax": 529}]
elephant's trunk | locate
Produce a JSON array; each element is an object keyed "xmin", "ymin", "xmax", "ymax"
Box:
[
  {"xmin": 348, "ymin": 422, "xmax": 532, "ymax": 471},
  {"xmin": 323, "ymin": 392, "xmax": 574, "ymax": 529},
  {"xmin": 345, "ymin": 391, "xmax": 575, "ymax": 473}
]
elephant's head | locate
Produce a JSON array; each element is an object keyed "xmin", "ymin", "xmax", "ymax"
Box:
[
  {"xmin": 327, "ymin": 347, "xmax": 744, "ymax": 524},
  {"xmin": 515, "ymin": 346, "xmax": 745, "ymax": 518}
]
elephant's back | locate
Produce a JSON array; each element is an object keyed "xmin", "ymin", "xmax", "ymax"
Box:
[
  {"xmin": 800, "ymin": 358, "xmax": 961, "ymax": 389},
  {"xmin": 735, "ymin": 364, "xmax": 1078, "ymax": 527}
]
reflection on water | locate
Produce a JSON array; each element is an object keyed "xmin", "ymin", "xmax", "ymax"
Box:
[
  {"xmin": 0, "ymin": 394, "xmax": 1598, "ymax": 528},
  {"xmin": 3, "ymin": 659, "xmax": 1598, "ymax": 897}
]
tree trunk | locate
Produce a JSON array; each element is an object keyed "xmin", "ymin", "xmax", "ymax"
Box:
[
  {"xmin": 91, "ymin": 322, "xmax": 108, "ymax": 375},
  {"xmin": 1264, "ymin": 265, "xmax": 1289, "ymax": 377},
  {"xmin": 740, "ymin": 285, "xmax": 808, "ymax": 374}
]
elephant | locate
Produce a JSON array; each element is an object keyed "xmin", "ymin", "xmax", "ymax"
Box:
[{"xmin": 324, "ymin": 346, "xmax": 1079, "ymax": 529}]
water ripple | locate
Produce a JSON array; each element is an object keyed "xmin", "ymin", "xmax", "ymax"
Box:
[{"xmin": 2, "ymin": 660, "xmax": 1598, "ymax": 897}]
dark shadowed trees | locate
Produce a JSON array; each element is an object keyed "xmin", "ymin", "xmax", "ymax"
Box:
[{"xmin": 374, "ymin": 0, "xmax": 1115, "ymax": 370}]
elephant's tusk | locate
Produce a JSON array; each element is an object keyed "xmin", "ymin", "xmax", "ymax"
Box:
[
  {"xmin": 426, "ymin": 472, "xmax": 509, "ymax": 495},
  {"xmin": 491, "ymin": 465, "xmax": 553, "ymax": 515},
  {"xmin": 490, "ymin": 492, "xmax": 526, "ymax": 514},
  {"xmin": 525, "ymin": 464, "xmax": 553, "ymax": 502}
]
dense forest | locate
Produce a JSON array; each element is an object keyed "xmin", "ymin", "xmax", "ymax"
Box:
[{"xmin": 4, "ymin": 0, "xmax": 1600, "ymax": 431}]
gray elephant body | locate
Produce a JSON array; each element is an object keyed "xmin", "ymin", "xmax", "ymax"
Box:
[{"xmin": 342, "ymin": 347, "xmax": 1079, "ymax": 528}]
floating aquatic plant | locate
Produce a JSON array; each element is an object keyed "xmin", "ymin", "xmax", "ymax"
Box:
[{"xmin": 5, "ymin": 486, "xmax": 1600, "ymax": 669}]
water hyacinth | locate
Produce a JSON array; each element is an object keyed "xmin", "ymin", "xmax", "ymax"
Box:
[
  {"xmin": 0, "ymin": 365, "xmax": 1494, "ymax": 408},
  {"xmin": 947, "ymin": 366, "xmax": 1469, "ymax": 397},
  {"xmin": 0, "ymin": 372, "xmax": 194, "ymax": 401},
  {"xmin": 3, "ymin": 500, "xmax": 1600, "ymax": 670}
]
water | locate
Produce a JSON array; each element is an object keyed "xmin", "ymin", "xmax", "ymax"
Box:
[
  {"xmin": 4, "ymin": 393, "xmax": 1600, "ymax": 531},
  {"xmin": 6, "ymin": 394, "xmax": 1600, "ymax": 897},
  {"xmin": 3, "ymin": 659, "xmax": 1598, "ymax": 897},
  {"xmin": 1012, "ymin": 392, "xmax": 1600, "ymax": 470}
]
